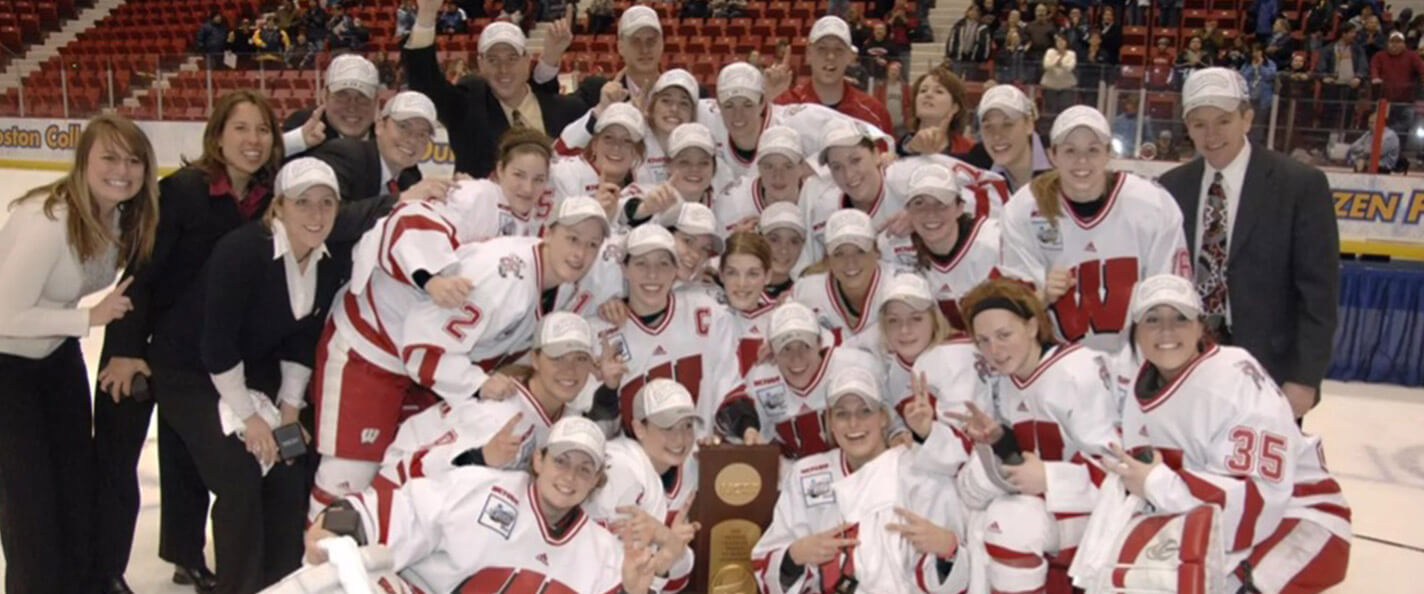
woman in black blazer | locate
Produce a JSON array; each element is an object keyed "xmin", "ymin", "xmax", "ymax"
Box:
[{"xmin": 148, "ymin": 158, "xmax": 348, "ymax": 594}]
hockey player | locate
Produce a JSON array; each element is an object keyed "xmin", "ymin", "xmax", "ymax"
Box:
[
  {"xmin": 304, "ymin": 416, "xmax": 687, "ymax": 594},
  {"xmin": 966, "ymin": 84, "xmax": 1052, "ymax": 193},
  {"xmin": 999, "ymin": 105, "xmax": 1190, "ymax": 351},
  {"xmin": 587, "ymin": 379, "xmax": 701, "ymax": 592},
  {"xmin": 715, "ymin": 301, "xmax": 889, "ymax": 459},
  {"xmin": 718, "ymin": 231, "xmax": 777, "ymax": 378},
  {"xmin": 759, "ymin": 202, "xmax": 808, "ymax": 299},
  {"xmin": 876, "ymin": 273, "xmax": 962, "ymax": 408},
  {"xmin": 379, "ymin": 312, "xmax": 599, "ymax": 485},
  {"xmin": 953, "ymin": 278, "xmax": 1124, "ymax": 594},
  {"xmin": 438, "ymin": 128, "xmax": 555, "ymax": 244},
  {"xmin": 1106, "ymin": 275, "xmax": 1349, "ymax": 593},
  {"xmin": 792, "ymin": 209, "xmax": 898, "ymax": 350},
  {"xmin": 713, "ymin": 126, "xmax": 812, "ymax": 237},
  {"xmin": 547, "ymin": 102, "xmax": 646, "ymax": 224},
  {"xmin": 800, "ymin": 122, "xmax": 905, "ymax": 263},
  {"xmin": 750, "ymin": 366, "xmax": 971, "ymax": 593},
  {"xmin": 877, "ymin": 163, "xmax": 1001, "ymax": 331},
  {"xmin": 588, "ymin": 223, "xmax": 739, "ymax": 433},
  {"xmin": 558, "ymin": 69, "xmax": 708, "ymax": 186},
  {"xmin": 620, "ymin": 124, "xmax": 721, "ymax": 232}
]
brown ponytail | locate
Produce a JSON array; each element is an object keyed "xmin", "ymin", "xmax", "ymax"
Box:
[
  {"xmin": 1028, "ymin": 170, "xmax": 1063, "ymax": 227},
  {"xmin": 496, "ymin": 127, "xmax": 554, "ymax": 168}
]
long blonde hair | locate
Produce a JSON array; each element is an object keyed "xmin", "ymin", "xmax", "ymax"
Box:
[
  {"xmin": 1027, "ymin": 169, "xmax": 1116, "ymax": 228},
  {"xmin": 14, "ymin": 114, "xmax": 159, "ymax": 267}
]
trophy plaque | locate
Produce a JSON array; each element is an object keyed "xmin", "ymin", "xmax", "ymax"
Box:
[{"xmin": 691, "ymin": 443, "xmax": 780, "ymax": 594}]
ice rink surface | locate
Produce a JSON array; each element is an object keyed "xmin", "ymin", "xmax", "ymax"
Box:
[{"xmin": 0, "ymin": 167, "xmax": 1420, "ymax": 593}]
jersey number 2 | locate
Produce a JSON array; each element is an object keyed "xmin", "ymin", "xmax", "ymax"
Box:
[
  {"xmin": 1225, "ymin": 427, "xmax": 1287, "ymax": 482},
  {"xmin": 443, "ymin": 304, "xmax": 483, "ymax": 341}
]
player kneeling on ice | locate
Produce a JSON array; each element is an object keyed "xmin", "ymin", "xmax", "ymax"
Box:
[
  {"xmin": 1079, "ymin": 275, "xmax": 1350, "ymax": 593},
  {"xmin": 751, "ymin": 366, "xmax": 971, "ymax": 593},
  {"xmin": 952, "ymin": 278, "xmax": 1122, "ymax": 593},
  {"xmin": 303, "ymin": 417, "xmax": 688, "ymax": 594}
]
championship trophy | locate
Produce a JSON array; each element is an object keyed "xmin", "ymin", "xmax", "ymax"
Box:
[{"xmin": 691, "ymin": 443, "xmax": 780, "ymax": 594}]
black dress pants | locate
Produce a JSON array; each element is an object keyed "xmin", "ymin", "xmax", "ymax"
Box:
[
  {"xmin": 153, "ymin": 365, "xmax": 306, "ymax": 594},
  {"xmin": 0, "ymin": 340, "xmax": 96, "ymax": 594}
]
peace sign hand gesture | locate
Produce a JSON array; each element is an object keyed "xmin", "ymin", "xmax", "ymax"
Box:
[{"xmin": 902, "ymin": 372, "xmax": 936, "ymax": 439}]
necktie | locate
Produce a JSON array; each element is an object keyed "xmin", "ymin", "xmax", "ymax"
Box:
[
  {"xmin": 511, "ymin": 109, "xmax": 528, "ymax": 129},
  {"xmin": 1196, "ymin": 171, "xmax": 1230, "ymax": 323},
  {"xmin": 387, "ymin": 179, "xmax": 400, "ymax": 197}
]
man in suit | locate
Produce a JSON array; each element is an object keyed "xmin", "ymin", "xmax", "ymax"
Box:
[
  {"xmin": 1158, "ymin": 67, "xmax": 1340, "ymax": 420},
  {"xmin": 282, "ymin": 54, "xmax": 381, "ymax": 158},
  {"xmin": 570, "ymin": 6, "xmax": 668, "ymax": 111},
  {"xmin": 305, "ymin": 90, "xmax": 435, "ymax": 202},
  {"xmin": 404, "ymin": 0, "xmax": 583, "ymax": 176}
]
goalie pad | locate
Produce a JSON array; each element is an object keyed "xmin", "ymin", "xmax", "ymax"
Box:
[
  {"xmin": 261, "ymin": 541, "xmax": 413, "ymax": 594},
  {"xmin": 1090, "ymin": 504, "xmax": 1228, "ymax": 594},
  {"xmin": 957, "ymin": 445, "xmax": 1019, "ymax": 510}
]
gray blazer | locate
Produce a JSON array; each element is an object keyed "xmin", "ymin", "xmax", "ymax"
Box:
[{"xmin": 1157, "ymin": 144, "xmax": 1340, "ymax": 388}]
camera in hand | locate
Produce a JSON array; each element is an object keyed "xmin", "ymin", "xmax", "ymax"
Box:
[
  {"xmin": 991, "ymin": 426, "xmax": 1025, "ymax": 466},
  {"xmin": 1130, "ymin": 446, "xmax": 1155, "ymax": 464},
  {"xmin": 130, "ymin": 374, "xmax": 152, "ymax": 403},
  {"xmin": 273, "ymin": 423, "xmax": 309, "ymax": 461},
  {"xmin": 321, "ymin": 503, "xmax": 367, "ymax": 545}
]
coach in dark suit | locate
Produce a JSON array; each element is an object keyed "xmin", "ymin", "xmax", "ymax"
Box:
[
  {"xmin": 1159, "ymin": 67, "xmax": 1339, "ymax": 419},
  {"xmin": 403, "ymin": 0, "xmax": 583, "ymax": 177},
  {"xmin": 302, "ymin": 90, "xmax": 437, "ymax": 203}
]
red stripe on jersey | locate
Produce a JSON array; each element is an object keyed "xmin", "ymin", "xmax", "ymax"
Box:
[
  {"xmin": 408, "ymin": 448, "xmax": 430, "ymax": 480},
  {"xmin": 1177, "ymin": 469, "xmax": 1229, "ymax": 509},
  {"xmin": 385, "ymin": 213, "xmax": 458, "ymax": 284},
  {"xmin": 1293, "ymin": 478, "xmax": 1343, "ymax": 498},
  {"xmin": 1069, "ymin": 452, "xmax": 1108, "ymax": 488},
  {"xmin": 1061, "ymin": 172, "xmax": 1126, "ymax": 230},
  {"xmin": 664, "ymin": 573, "xmax": 691, "ymax": 592},
  {"xmin": 1111, "ymin": 514, "xmax": 1174, "ymax": 588},
  {"xmin": 1138, "ymin": 346, "xmax": 1221, "ymax": 413},
  {"xmin": 343, "ymin": 291, "xmax": 400, "ymax": 357},
  {"xmin": 370, "ymin": 475, "xmax": 399, "ymax": 543},
  {"xmin": 1309, "ymin": 503, "xmax": 1353, "ymax": 522},
  {"xmin": 985, "ymin": 543, "xmax": 1044, "ymax": 568},
  {"xmin": 1233, "ymin": 479, "xmax": 1265, "ymax": 552},
  {"xmin": 1237, "ymin": 517, "xmax": 1298, "ymax": 582},
  {"xmin": 915, "ymin": 553, "xmax": 930, "ymax": 592},
  {"xmin": 1009, "ymin": 343, "xmax": 1082, "ymax": 390},
  {"xmin": 825, "ymin": 267, "xmax": 881, "ymax": 334},
  {"xmin": 401, "ymin": 344, "xmax": 443, "ymax": 388},
  {"xmin": 1178, "ymin": 505, "xmax": 1218, "ymax": 594},
  {"xmin": 929, "ymin": 216, "xmax": 987, "ymax": 274},
  {"xmin": 789, "ymin": 347, "xmax": 836, "ymax": 397}
]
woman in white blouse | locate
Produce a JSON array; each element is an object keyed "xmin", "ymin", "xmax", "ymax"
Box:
[{"xmin": 0, "ymin": 114, "xmax": 159, "ymax": 594}]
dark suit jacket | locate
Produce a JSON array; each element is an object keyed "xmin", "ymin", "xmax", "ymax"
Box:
[
  {"xmin": 572, "ymin": 71, "xmax": 713, "ymax": 113},
  {"xmin": 1158, "ymin": 144, "xmax": 1340, "ymax": 388},
  {"xmin": 403, "ymin": 45, "xmax": 586, "ymax": 177},
  {"xmin": 281, "ymin": 107, "xmax": 375, "ymax": 158},
  {"xmin": 303, "ymin": 136, "xmax": 422, "ymax": 202}
]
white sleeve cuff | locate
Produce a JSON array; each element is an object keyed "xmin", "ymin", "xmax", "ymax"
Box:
[
  {"xmin": 283, "ymin": 127, "xmax": 310, "ymax": 157},
  {"xmin": 210, "ymin": 363, "xmax": 256, "ymax": 420},
  {"xmin": 406, "ymin": 25, "xmax": 436, "ymax": 49},
  {"xmin": 533, "ymin": 60, "xmax": 559, "ymax": 84},
  {"xmin": 277, "ymin": 361, "xmax": 313, "ymax": 408}
]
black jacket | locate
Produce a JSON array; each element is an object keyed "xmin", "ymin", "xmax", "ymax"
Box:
[
  {"xmin": 281, "ymin": 107, "xmax": 375, "ymax": 156},
  {"xmin": 1157, "ymin": 145, "xmax": 1340, "ymax": 388},
  {"xmin": 303, "ymin": 136, "xmax": 422, "ymax": 203},
  {"xmin": 402, "ymin": 44, "xmax": 584, "ymax": 177}
]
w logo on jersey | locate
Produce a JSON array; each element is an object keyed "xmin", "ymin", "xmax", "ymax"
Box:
[{"xmin": 1052, "ymin": 257, "xmax": 1137, "ymax": 341}]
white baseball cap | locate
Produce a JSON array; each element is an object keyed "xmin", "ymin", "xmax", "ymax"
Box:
[
  {"xmin": 624, "ymin": 223, "xmax": 678, "ymax": 259},
  {"xmin": 757, "ymin": 125, "xmax": 804, "ymax": 164},
  {"xmin": 276, "ymin": 157, "xmax": 340, "ymax": 199},
  {"xmin": 618, "ymin": 5, "xmax": 662, "ymax": 37},
  {"xmin": 545, "ymin": 416, "xmax": 606, "ymax": 468},
  {"xmin": 769, "ymin": 301, "xmax": 821, "ymax": 353},
  {"xmin": 717, "ymin": 62, "xmax": 764, "ymax": 104},
  {"xmin": 824, "ymin": 208, "xmax": 876, "ymax": 253},
  {"xmin": 1129, "ymin": 274, "xmax": 1203, "ymax": 324},
  {"xmin": 551, "ymin": 196, "xmax": 610, "ymax": 233},
  {"xmin": 827, "ymin": 365, "xmax": 883, "ymax": 408},
  {"xmin": 666, "ymin": 202, "xmax": 724, "ymax": 254},
  {"xmin": 633, "ymin": 378, "xmax": 702, "ymax": 428},
  {"xmin": 382, "ymin": 91, "xmax": 438, "ymax": 130},
  {"xmin": 1182, "ymin": 67, "xmax": 1250, "ymax": 115},
  {"xmin": 478, "ymin": 21, "xmax": 527, "ymax": 55},
  {"xmin": 534, "ymin": 312, "xmax": 595, "ymax": 358},
  {"xmin": 325, "ymin": 54, "xmax": 378, "ymax": 99},
  {"xmin": 668, "ymin": 122, "xmax": 715, "ymax": 157},
  {"xmin": 758, "ymin": 202, "xmax": 805, "ymax": 236},
  {"xmin": 976, "ymin": 84, "xmax": 1035, "ymax": 120},
  {"xmin": 1049, "ymin": 105, "xmax": 1111, "ymax": 146},
  {"xmin": 595, "ymin": 102, "xmax": 646, "ymax": 142},
  {"xmin": 1389, "ymin": 30, "xmax": 1406, "ymax": 41},
  {"xmin": 652, "ymin": 69, "xmax": 699, "ymax": 104},
  {"xmin": 809, "ymin": 16, "xmax": 857, "ymax": 51},
  {"xmin": 819, "ymin": 122, "xmax": 870, "ymax": 164},
  {"xmin": 883, "ymin": 273, "xmax": 935, "ymax": 311},
  {"xmin": 907, "ymin": 164, "xmax": 960, "ymax": 205}
]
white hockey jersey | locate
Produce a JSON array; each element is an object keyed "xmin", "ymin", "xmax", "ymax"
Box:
[
  {"xmin": 791, "ymin": 261, "xmax": 898, "ymax": 351},
  {"xmin": 751, "ymin": 424, "xmax": 970, "ymax": 594},
  {"xmin": 587, "ymin": 288, "xmax": 739, "ymax": 432},
  {"xmin": 702, "ymin": 102, "xmax": 895, "ymax": 191},
  {"xmin": 800, "ymin": 172, "xmax": 906, "ymax": 265},
  {"xmin": 730, "ymin": 346, "xmax": 885, "ymax": 460},
  {"xmin": 584, "ymin": 436, "xmax": 698, "ymax": 592},
  {"xmin": 990, "ymin": 343, "xmax": 1122, "ymax": 515},
  {"xmin": 399, "ymin": 237, "xmax": 592, "ymax": 403},
  {"xmin": 441, "ymin": 178, "xmax": 541, "ymax": 243},
  {"xmin": 712, "ymin": 173, "xmax": 817, "ymax": 239},
  {"xmin": 729, "ymin": 301, "xmax": 776, "ymax": 379},
  {"xmin": 878, "ymin": 216, "xmax": 1002, "ymax": 331},
  {"xmin": 555, "ymin": 101, "xmax": 723, "ymax": 187},
  {"xmin": 884, "ymin": 154, "xmax": 1011, "ymax": 221},
  {"xmin": 1121, "ymin": 345, "xmax": 1351, "ymax": 561},
  {"xmin": 344, "ymin": 467, "xmax": 625, "ymax": 594},
  {"xmin": 998, "ymin": 172, "xmax": 1191, "ymax": 350}
]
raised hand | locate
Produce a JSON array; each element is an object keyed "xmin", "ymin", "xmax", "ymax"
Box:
[
  {"xmin": 89, "ymin": 277, "xmax": 135, "ymax": 327},
  {"xmin": 902, "ymin": 372, "xmax": 936, "ymax": 439},
  {"xmin": 943, "ymin": 401, "xmax": 1002, "ymax": 443},
  {"xmin": 906, "ymin": 126, "xmax": 949, "ymax": 156},
  {"xmin": 1043, "ymin": 267, "xmax": 1075, "ymax": 303},
  {"xmin": 886, "ymin": 506, "xmax": 959, "ymax": 558},
  {"xmin": 620, "ymin": 535, "xmax": 657, "ymax": 594},
  {"xmin": 763, "ymin": 62, "xmax": 794, "ymax": 100},
  {"xmin": 301, "ymin": 104, "xmax": 328, "ymax": 147},
  {"xmin": 542, "ymin": 18, "xmax": 573, "ymax": 67},
  {"xmin": 788, "ymin": 522, "xmax": 858, "ymax": 566},
  {"xmin": 597, "ymin": 335, "xmax": 628, "ymax": 389},
  {"xmin": 595, "ymin": 81, "xmax": 629, "ymax": 117},
  {"xmin": 482, "ymin": 413, "xmax": 529, "ymax": 468},
  {"xmin": 595, "ymin": 181, "xmax": 623, "ymax": 217}
]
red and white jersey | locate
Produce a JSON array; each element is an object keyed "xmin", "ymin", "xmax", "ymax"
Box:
[
  {"xmin": 583, "ymin": 437, "xmax": 697, "ymax": 592},
  {"xmin": 616, "ymin": 180, "xmax": 716, "ymax": 232},
  {"xmin": 800, "ymin": 173, "xmax": 906, "ymax": 264},
  {"xmin": 588, "ymin": 288, "xmax": 739, "ymax": 432},
  {"xmin": 443, "ymin": 178, "xmax": 540, "ymax": 242},
  {"xmin": 998, "ymin": 172, "xmax": 1190, "ymax": 349},
  {"xmin": 555, "ymin": 101, "xmax": 722, "ymax": 186},
  {"xmin": 344, "ymin": 468, "xmax": 625, "ymax": 594},
  {"xmin": 1121, "ymin": 345, "xmax": 1351, "ymax": 561},
  {"xmin": 712, "ymin": 174, "xmax": 816, "ymax": 238},
  {"xmin": 399, "ymin": 237, "xmax": 592, "ymax": 403},
  {"xmin": 381, "ymin": 382, "xmax": 567, "ymax": 484},
  {"xmin": 729, "ymin": 301, "xmax": 776, "ymax": 379},
  {"xmin": 992, "ymin": 343, "xmax": 1122, "ymax": 515},
  {"xmin": 791, "ymin": 261, "xmax": 898, "ymax": 351},
  {"xmin": 878, "ymin": 216, "xmax": 1002, "ymax": 330},
  {"xmin": 887, "ymin": 338, "xmax": 996, "ymax": 433},
  {"xmin": 751, "ymin": 428, "xmax": 970, "ymax": 594},
  {"xmin": 883, "ymin": 154, "xmax": 1011, "ymax": 220},
  {"xmin": 703, "ymin": 102, "xmax": 894, "ymax": 190},
  {"xmin": 545, "ymin": 155, "xmax": 632, "ymax": 229},
  {"xmin": 730, "ymin": 346, "xmax": 884, "ymax": 460}
]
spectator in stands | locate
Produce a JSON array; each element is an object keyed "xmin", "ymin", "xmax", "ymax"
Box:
[
  {"xmin": 995, "ymin": 28, "xmax": 1031, "ymax": 83},
  {"xmin": 946, "ymin": 4, "xmax": 993, "ymax": 67},
  {"xmin": 1077, "ymin": 29, "xmax": 1111, "ymax": 101},
  {"xmin": 540, "ymin": 0, "xmax": 570, "ymax": 22},
  {"xmin": 1177, "ymin": 35, "xmax": 1213, "ymax": 72},
  {"xmin": 572, "ymin": 7, "xmax": 665, "ymax": 110},
  {"xmin": 1153, "ymin": 35, "xmax": 1176, "ymax": 64},
  {"xmin": 197, "ymin": 12, "xmax": 229, "ymax": 70},
  {"xmin": 876, "ymin": 61, "xmax": 912, "ymax": 136},
  {"xmin": 862, "ymin": 22, "xmax": 898, "ymax": 80},
  {"xmin": 275, "ymin": 0, "xmax": 298, "ymax": 34},
  {"xmin": 343, "ymin": 17, "xmax": 370, "ymax": 49},
  {"xmin": 1159, "ymin": 0, "xmax": 1182, "ymax": 28},
  {"xmin": 1241, "ymin": 44, "xmax": 1278, "ymax": 112},
  {"xmin": 1024, "ymin": 3, "xmax": 1057, "ymax": 58},
  {"xmin": 1303, "ymin": 0, "xmax": 1335, "ymax": 50},
  {"xmin": 1317, "ymin": 22, "xmax": 1366, "ymax": 125},
  {"xmin": 1406, "ymin": 14, "xmax": 1424, "ymax": 49},
  {"xmin": 328, "ymin": 7, "xmax": 353, "ymax": 46},
  {"xmin": 1125, "ymin": 0, "xmax": 1147, "ymax": 26},
  {"xmin": 1216, "ymin": 36, "xmax": 1248, "ymax": 69},
  {"xmin": 870, "ymin": 0, "xmax": 894, "ymax": 19},
  {"xmin": 1111, "ymin": 96, "xmax": 1157, "ymax": 157},
  {"xmin": 499, "ymin": 0, "xmax": 527, "ymax": 25},
  {"xmin": 1371, "ymin": 31, "xmax": 1424, "ymax": 127},
  {"xmin": 396, "ymin": 0, "xmax": 417, "ymax": 38},
  {"xmin": 301, "ymin": 0, "xmax": 329, "ymax": 44},
  {"xmin": 1042, "ymin": 33, "xmax": 1078, "ymax": 114},
  {"xmin": 287, "ymin": 30, "xmax": 319, "ymax": 68},
  {"xmin": 586, "ymin": 0, "xmax": 614, "ymax": 33},
  {"xmin": 446, "ymin": 56, "xmax": 471, "ymax": 82},
  {"xmin": 1279, "ymin": 52, "xmax": 1317, "ymax": 103},
  {"xmin": 1264, "ymin": 17, "xmax": 1296, "ymax": 67},
  {"xmin": 847, "ymin": 5, "xmax": 874, "ymax": 48},
  {"xmin": 680, "ymin": 0, "xmax": 709, "ymax": 17},
  {"xmin": 282, "ymin": 55, "xmax": 380, "ymax": 157},
  {"xmin": 251, "ymin": 15, "xmax": 291, "ymax": 64},
  {"xmin": 995, "ymin": 8, "xmax": 1025, "ymax": 46},
  {"xmin": 1199, "ymin": 20, "xmax": 1225, "ymax": 56},
  {"xmin": 1064, "ymin": 7, "xmax": 1089, "ymax": 50},
  {"xmin": 772, "ymin": 16, "xmax": 895, "ymax": 135},
  {"xmin": 1347, "ymin": 104, "xmax": 1402, "ymax": 171},
  {"xmin": 228, "ymin": 17, "xmax": 255, "ymax": 64},
  {"xmin": 1099, "ymin": 6, "xmax": 1123, "ymax": 63},
  {"xmin": 900, "ymin": 65, "xmax": 976, "ymax": 156},
  {"xmin": 405, "ymin": 1, "xmax": 581, "ymax": 176},
  {"xmin": 711, "ymin": 0, "xmax": 747, "ymax": 18},
  {"xmin": 1348, "ymin": 3, "xmax": 1376, "ymax": 28},
  {"xmin": 374, "ymin": 52, "xmax": 401, "ymax": 88},
  {"xmin": 436, "ymin": 1, "xmax": 468, "ymax": 33},
  {"xmin": 1360, "ymin": 15, "xmax": 1387, "ymax": 59},
  {"xmin": 887, "ymin": 3, "xmax": 913, "ymax": 47}
]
